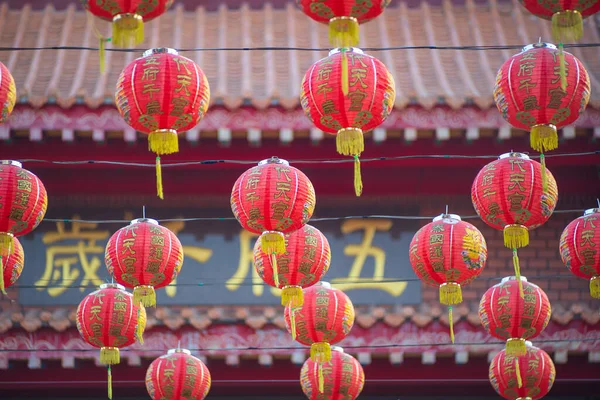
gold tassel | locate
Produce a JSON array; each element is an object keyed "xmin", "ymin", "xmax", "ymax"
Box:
[
  {"xmin": 503, "ymin": 225, "xmax": 529, "ymax": 249},
  {"xmin": 136, "ymin": 307, "xmax": 145, "ymax": 344},
  {"xmin": 261, "ymin": 231, "xmax": 286, "ymax": 255},
  {"xmin": 0, "ymin": 256, "xmax": 5, "ymax": 295},
  {"xmin": 439, "ymin": 282, "xmax": 463, "ymax": 305},
  {"xmin": 540, "ymin": 153, "xmax": 548, "ymax": 194},
  {"xmin": 156, "ymin": 156, "xmax": 164, "ymax": 200},
  {"xmin": 506, "ymin": 338, "xmax": 527, "ymax": 357},
  {"xmin": 353, "ymin": 155, "xmax": 362, "ymax": 197},
  {"xmin": 134, "ymin": 285, "xmax": 156, "ymax": 307},
  {"xmin": 112, "ymin": 13, "xmax": 144, "ymax": 48},
  {"xmin": 149, "ymin": 129, "xmax": 179, "ymax": 155},
  {"xmin": 590, "ymin": 276, "xmax": 600, "ymax": 299},
  {"xmin": 449, "ymin": 306, "xmax": 455, "ymax": 344},
  {"xmin": 107, "ymin": 365, "xmax": 113, "ymax": 400},
  {"xmin": 271, "ymin": 253, "xmax": 280, "ymax": 288},
  {"xmin": 100, "ymin": 347, "xmax": 120, "ymax": 365},
  {"xmin": 99, "ymin": 37, "xmax": 106, "ymax": 74},
  {"xmin": 336, "ymin": 128, "xmax": 364, "ymax": 156},
  {"xmin": 558, "ymin": 43, "xmax": 567, "ymax": 91},
  {"xmin": 328, "ymin": 17, "xmax": 360, "ymax": 48},
  {"xmin": 515, "ymin": 357, "xmax": 523, "ymax": 388},
  {"xmin": 551, "ymin": 10, "xmax": 583, "ymax": 43},
  {"xmin": 0, "ymin": 233, "xmax": 14, "ymax": 257},
  {"xmin": 290, "ymin": 307, "xmax": 297, "ymax": 340},
  {"xmin": 530, "ymin": 124, "xmax": 558, "ymax": 153},
  {"xmin": 281, "ymin": 286, "xmax": 303, "ymax": 308},
  {"xmin": 310, "ymin": 342, "xmax": 332, "ymax": 363},
  {"xmin": 341, "ymin": 50, "xmax": 349, "ymax": 96},
  {"xmin": 318, "ymin": 363, "xmax": 325, "ymax": 393},
  {"xmin": 512, "ymin": 249, "xmax": 524, "ymax": 299}
]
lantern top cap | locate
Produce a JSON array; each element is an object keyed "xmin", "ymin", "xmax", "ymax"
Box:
[
  {"xmin": 331, "ymin": 346, "xmax": 344, "ymax": 353},
  {"xmin": 99, "ymin": 283, "xmax": 126, "ymax": 291},
  {"xmin": 0, "ymin": 160, "xmax": 22, "ymax": 168},
  {"xmin": 317, "ymin": 281, "xmax": 331, "ymax": 289},
  {"xmin": 584, "ymin": 208, "xmax": 600, "ymax": 216},
  {"xmin": 432, "ymin": 213, "xmax": 462, "ymax": 223},
  {"xmin": 143, "ymin": 48, "xmax": 179, "ymax": 57},
  {"xmin": 167, "ymin": 348, "xmax": 191, "ymax": 355},
  {"xmin": 130, "ymin": 218, "xmax": 159, "ymax": 226},
  {"xmin": 498, "ymin": 152, "xmax": 530, "ymax": 160},
  {"xmin": 258, "ymin": 157, "xmax": 289, "ymax": 166},
  {"xmin": 521, "ymin": 42, "xmax": 557, "ymax": 52},
  {"xmin": 328, "ymin": 47, "xmax": 364, "ymax": 57},
  {"xmin": 501, "ymin": 276, "xmax": 527, "ymax": 283}
]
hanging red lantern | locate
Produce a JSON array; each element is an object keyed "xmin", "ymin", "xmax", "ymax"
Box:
[
  {"xmin": 494, "ymin": 43, "xmax": 590, "ymax": 153},
  {"xmin": 560, "ymin": 207, "xmax": 600, "ymax": 298},
  {"xmin": 409, "ymin": 213, "xmax": 487, "ymax": 342},
  {"xmin": 471, "ymin": 152, "xmax": 557, "ymax": 294},
  {"xmin": 300, "ymin": 48, "xmax": 395, "ymax": 196},
  {"xmin": 105, "ymin": 218, "xmax": 184, "ymax": 307},
  {"xmin": 254, "ymin": 224, "xmax": 331, "ymax": 308},
  {"xmin": 300, "ymin": 346, "xmax": 364, "ymax": 400},
  {"xmin": 116, "ymin": 48, "xmax": 210, "ymax": 199},
  {"xmin": 82, "ymin": 0, "xmax": 173, "ymax": 48},
  {"xmin": 479, "ymin": 276, "xmax": 551, "ymax": 357},
  {"xmin": 231, "ymin": 157, "xmax": 316, "ymax": 257},
  {"xmin": 298, "ymin": 0, "xmax": 391, "ymax": 48},
  {"xmin": 146, "ymin": 348, "xmax": 211, "ymax": 400},
  {"xmin": 489, "ymin": 341, "xmax": 555, "ymax": 399},
  {"xmin": 0, "ymin": 237, "xmax": 23, "ymax": 294},
  {"xmin": 76, "ymin": 283, "xmax": 146, "ymax": 399},
  {"xmin": 0, "ymin": 62, "xmax": 16, "ymax": 124}
]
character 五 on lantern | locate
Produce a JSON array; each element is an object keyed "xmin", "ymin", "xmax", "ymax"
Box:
[
  {"xmin": 76, "ymin": 283, "xmax": 146, "ymax": 399},
  {"xmin": 231, "ymin": 157, "xmax": 316, "ymax": 257},
  {"xmin": 300, "ymin": 48, "xmax": 395, "ymax": 196},
  {"xmin": 254, "ymin": 224, "xmax": 331, "ymax": 308},
  {"xmin": 116, "ymin": 48, "xmax": 210, "ymax": 199},
  {"xmin": 0, "ymin": 62, "xmax": 16, "ymax": 124},
  {"xmin": 560, "ymin": 207, "xmax": 600, "ymax": 298},
  {"xmin": 0, "ymin": 161, "xmax": 47, "ymax": 293},
  {"xmin": 471, "ymin": 152, "xmax": 558, "ymax": 296},
  {"xmin": 409, "ymin": 213, "xmax": 488, "ymax": 343}
]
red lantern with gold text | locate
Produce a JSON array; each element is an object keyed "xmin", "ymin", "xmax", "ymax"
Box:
[
  {"xmin": 489, "ymin": 341, "xmax": 555, "ymax": 399},
  {"xmin": 494, "ymin": 43, "xmax": 590, "ymax": 154},
  {"xmin": 471, "ymin": 152, "xmax": 557, "ymax": 295},
  {"xmin": 254, "ymin": 224, "xmax": 331, "ymax": 308},
  {"xmin": 479, "ymin": 276, "xmax": 551, "ymax": 357},
  {"xmin": 105, "ymin": 218, "xmax": 184, "ymax": 307},
  {"xmin": 560, "ymin": 207, "xmax": 600, "ymax": 298},
  {"xmin": 82, "ymin": 0, "xmax": 173, "ymax": 48},
  {"xmin": 231, "ymin": 157, "xmax": 316, "ymax": 257},
  {"xmin": 0, "ymin": 62, "xmax": 16, "ymax": 124},
  {"xmin": 301, "ymin": 48, "xmax": 395, "ymax": 196},
  {"xmin": 146, "ymin": 348, "xmax": 211, "ymax": 400},
  {"xmin": 409, "ymin": 213, "xmax": 487, "ymax": 343},
  {"xmin": 0, "ymin": 237, "xmax": 23, "ymax": 294},
  {"xmin": 116, "ymin": 48, "xmax": 210, "ymax": 199},
  {"xmin": 300, "ymin": 346, "xmax": 364, "ymax": 400},
  {"xmin": 76, "ymin": 283, "xmax": 146, "ymax": 399}
]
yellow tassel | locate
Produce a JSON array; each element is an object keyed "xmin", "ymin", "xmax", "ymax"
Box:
[
  {"xmin": 354, "ymin": 155, "xmax": 362, "ymax": 197},
  {"xmin": 112, "ymin": 13, "xmax": 144, "ymax": 48},
  {"xmin": 558, "ymin": 43, "xmax": 567, "ymax": 91},
  {"xmin": 341, "ymin": 50, "xmax": 349, "ymax": 96},
  {"xmin": 0, "ymin": 256, "xmax": 5, "ymax": 295},
  {"xmin": 107, "ymin": 365, "xmax": 113, "ymax": 400},
  {"xmin": 281, "ymin": 286, "xmax": 304, "ymax": 308},
  {"xmin": 530, "ymin": 124, "xmax": 558, "ymax": 153},
  {"xmin": 156, "ymin": 156, "xmax": 164, "ymax": 200},
  {"xmin": 261, "ymin": 231, "xmax": 286, "ymax": 255},
  {"xmin": 310, "ymin": 342, "xmax": 332, "ymax": 363},
  {"xmin": 271, "ymin": 253, "xmax": 280, "ymax": 288},
  {"xmin": 318, "ymin": 363, "xmax": 325, "ymax": 393},
  {"xmin": 551, "ymin": 10, "xmax": 583, "ymax": 43},
  {"xmin": 100, "ymin": 347, "xmax": 120, "ymax": 365},
  {"xmin": 290, "ymin": 307, "xmax": 297, "ymax": 340},
  {"xmin": 136, "ymin": 307, "xmax": 146, "ymax": 345},
  {"xmin": 328, "ymin": 17, "xmax": 360, "ymax": 48},
  {"xmin": 336, "ymin": 128, "xmax": 364, "ymax": 157},
  {"xmin": 503, "ymin": 225, "xmax": 529, "ymax": 249},
  {"xmin": 99, "ymin": 37, "xmax": 106, "ymax": 74},
  {"xmin": 149, "ymin": 129, "xmax": 179, "ymax": 155},
  {"xmin": 449, "ymin": 306, "xmax": 455, "ymax": 344},
  {"xmin": 513, "ymin": 249, "xmax": 524, "ymax": 299},
  {"xmin": 540, "ymin": 153, "xmax": 548, "ymax": 194},
  {"xmin": 134, "ymin": 285, "xmax": 156, "ymax": 307},
  {"xmin": 590, "ymin": 276, "xmax": 600, "ymax": 299},
  {"xmin": 506, "ymin": 338, "xmax": 527, "ymax": 357},
  {"xmin": 0, "ymin": 233, "xmax": 14, "ymax": 257},
  {"xmin": 439, "ymin": 282, "xmax": 463, "ymax": 305},
  {"xmin": 515, "ymin": 357, "xmax": 523, "ymax": 388}
]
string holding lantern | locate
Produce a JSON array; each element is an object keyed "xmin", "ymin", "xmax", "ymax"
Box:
[
  {"xmin": 560, "ymin": 207, "xmax": 600, "ymax": 298},
  {"xmin": 471, "ymin": 152, "xmax": 558, "ymax": 296},
  {"xmin": 231, "ymin": 157, "xmax": 316, "ymax": 258},
  {"xmin": 0, "ymin": 237, "xmax": 23, "ymax": 294},
  {"xmin": 76, "ymin": 283, "xmax": 146, "ymax": 399},
  {"xmin": 146, "ymin": 347, "xmax": 211, "ymax": 400},
  {"xmin": 116, "ymin": 48, "xmax": 210, "ymax": 199},
  {"xmin": 409, "ymin": 213, "xmax": 488, "ymax": 343},
  {"xmin": 300, "ymin": 48, "xmax": 395, "ymax": 196},
  {"xmin": 300, "ymin": 346, "xmax": 364, "ymax": 400},
  {"xmin": 489, "ymin": 341, "xmax": 556, "ymax": 399},
  {"xmin": 0, "ymin": 61, "xmax": 16, "ymax": 124},
  {"xmin": 254, "ymin": 224, "xmax": 331, "ymax": 308}
]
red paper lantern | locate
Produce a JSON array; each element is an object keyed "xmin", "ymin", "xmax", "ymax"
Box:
[
  {"xmin": 146, "ymin": 348, "xmax": 211, "ymax": 400},
  {"xmin": 105, "ymin": 218, "xmax": 184, "ymax": 307},
  {"xmin": 0, "ymin": 237, "xmax": 23, "ymax": 294},
  {"xmin": 489, "ymin": 341, "xmax": 555, "ymax": 400},
  {"xmin": 0, "ymin": 62, "xmax": 16, "ymax": 124},
  {"xmin": 494, "ymin": 43, "xmax": 590, "ymax": 153},
  {"xmin": 300, "ymin": 48, "xmax": 395, "ymax": 196},
  {"xmin": 300, "ymin": 346, "xmax": 364, "ymax": 400},
  {"xmin": 560, "ymin": 207, "xmax": 600, "ymax": 298},
  {"xmin": 254, "ymin": 224, "xmax": 331, "ymax": 308},
  {"xmin": 479, "ymin": 276, "xmax": 551, "ymax": 357},
  {"xmin": 76, "ymin": 283, "xmax": 146, "ymax": 398},
  {"xmin": 82, "ymin": 0, "xmax": 173, "ymax": 48},
  {"xmin": 116, "ymin": 48, "xmax": 210, "ymax": 198},
  {"xmin": 409, "ymin": 213, "xmax": 487, "ymax": 342},
  {"xmin": 231, "ymin": 157, "xmax": 316, "ymax": 256},
  {"xmin": 298, "ymin": 0, "xmax": 391, "ymax": 47}
]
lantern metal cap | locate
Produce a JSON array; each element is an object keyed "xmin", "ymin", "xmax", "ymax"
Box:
[
  {"xmin": 143, "ymin": 48, "xmax": 178, "ymax": 57},
  {"xmin": 130, "ymin": 218, "xmax": 159, "ymax": 226},
  {"xmin": 258, "ymin": 157, "xmax": 289, "ymax": 166},
  {"xmin": 329, "ymin": 47, "xmax": 364, "ymax": 57},
  {"xmin": 521, "ymin": 42, "xmax": 557, "ymax": 53},
  {"xmin": 167, "ymin": 348, "xmax": 191, "ymax": 355},
  {"xmin": 331, "ymin": 346, "xmax": 344, "ymax": 353},
  {"xmin": 99, "ymin": 283, "xmax": 126, "ymax": 291},
  {"xmin": 524, "ymin": 340, "xmax": 533, "ymax": 347},
  {"xmin": 584, "ymin": 208, "xmax": 600, "ymax": 216},
  {"xmin": 501, "ymin": 276, "xmax": 527, "ymax": 283},
  {"xmin": 0, "ymin": 160, "xmax": 22, "ymax": 168},
  {"xmin": 498, "ymin": 152, "xmax": 530, "ymax": 160},
  {"xmin": 317, "ymin": 281, "xmax": 332, "ymax": 289},
  {"xmin": 432, "ymin": 213, "xmax": 462, "ymax": 223}
]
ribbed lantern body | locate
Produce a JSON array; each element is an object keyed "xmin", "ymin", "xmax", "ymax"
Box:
[
  {"xmin": 146, "ymin": 350, "xmax": 211, "ymax": 400},
  {"xmin": 1, "ymin": 237, "xmax": 23, "ymax": 291},
  {"xmin": 298, "ymin": 0, "xmax": 390, "ymax": 24},
  {"xmin": 81, "ymin": 0, "xmax": 173, "ymax": 22},
  {"xmin": 0, "ymin": 62, "xmax": 16, "ymax": 124},
  {"xmin": 489, "ymin": 344, "xmax": 555, "ymax": 400},
  {"xmin": 518, "ymin": 0, "xmax": 600, "ymax": 20}
]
